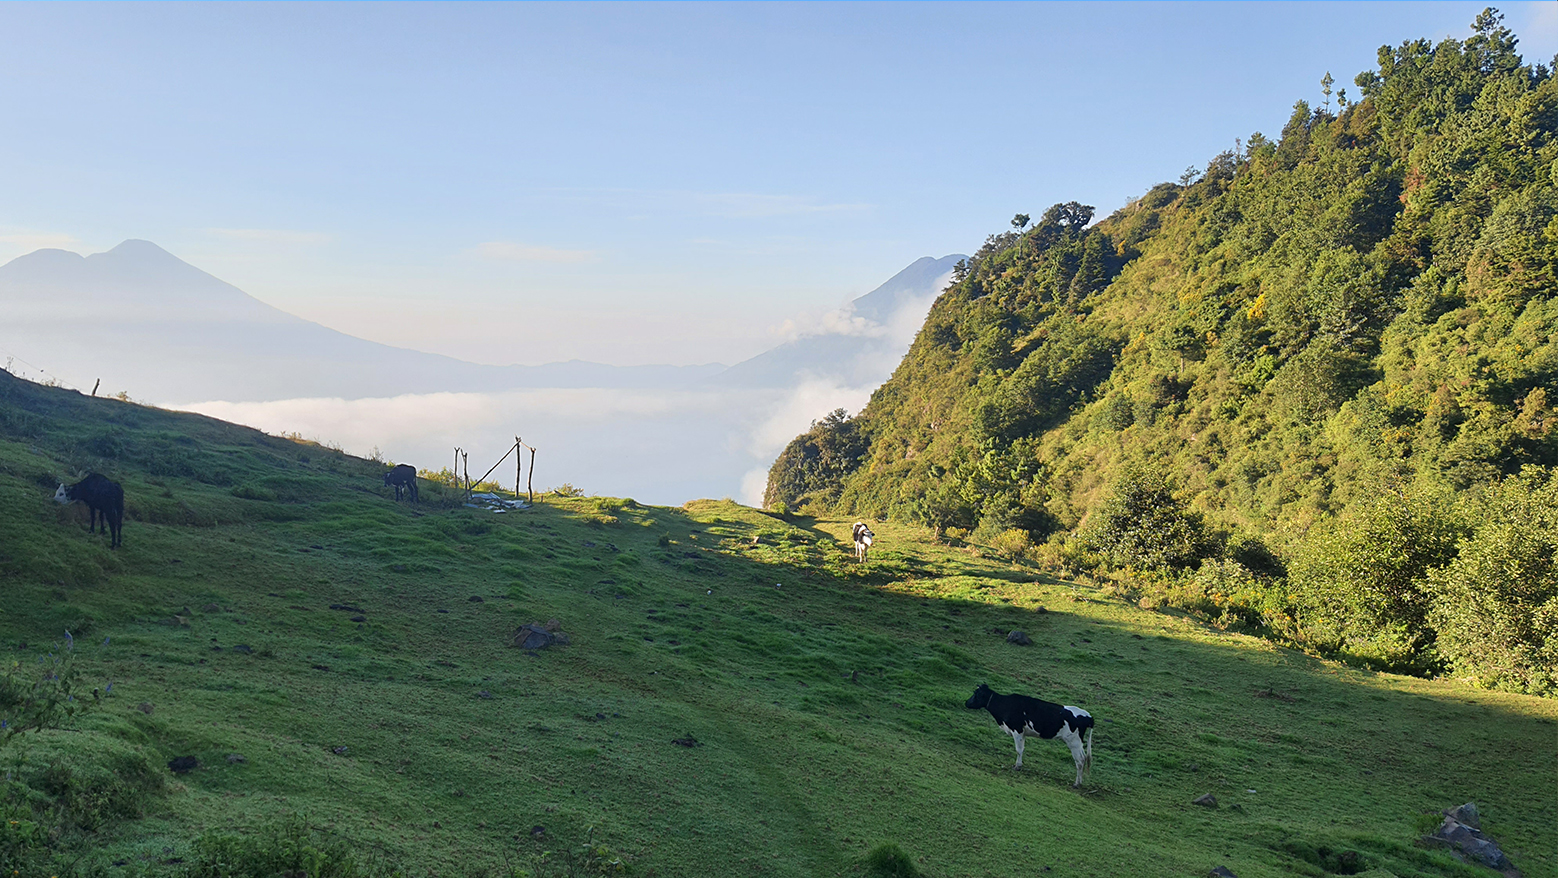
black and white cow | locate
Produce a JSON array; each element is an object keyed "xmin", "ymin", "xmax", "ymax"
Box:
[
  {"xmin": 852, "ymin": 521, "xmax": 874, "ymax": 562},
  {"xmin": 965, "ymin": 683, "xmax": 1094, "ymax": 786},
  {"xmin": 54, "ymin": 473, "xmax": 124, "ymax": 549},
  {"xmin": 384, "ymin": 464, "xmax": 418, "ymax": 503}
]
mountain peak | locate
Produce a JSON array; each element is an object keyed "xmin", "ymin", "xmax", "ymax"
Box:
[{"xmin": 107, "ymin": 239, "xmax": 174, "ymax": 256}]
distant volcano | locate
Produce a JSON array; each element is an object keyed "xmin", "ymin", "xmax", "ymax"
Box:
[
  {"xmin": 0, "ymin": 241, "xmax": 723, "ymax": 403},
  {"xmin": 713, "ymin": 254, "xmax": 963, "ymax": 389}
]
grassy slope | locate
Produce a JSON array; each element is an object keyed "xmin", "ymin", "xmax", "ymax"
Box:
[{"xmin": 1, "ymin": 373, "xmax": 1553, "ymax": 878}]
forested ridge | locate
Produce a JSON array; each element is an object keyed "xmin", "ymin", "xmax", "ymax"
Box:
[{"xmin": 767, "ymin": 10, "xmax": 1558, "ymax": 693}]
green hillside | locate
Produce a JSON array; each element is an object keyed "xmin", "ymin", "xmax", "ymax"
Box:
[
  {"xmin": 765, "ymin": 11, "xmax": 1557, "ymax": 690},
  {"xmin": 2, "ymin": 360, "xmax": 1556, "ymax": 877}
]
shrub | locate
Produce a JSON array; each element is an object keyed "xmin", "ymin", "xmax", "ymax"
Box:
[
  {"xmin": 28, "ymin": 746, "xmax": 163, "ymax": 831},
  {"xmin": 1429, "ymin": 466, "xmax": 1558, "ymax": 694},
  {"xmin": 1290, "ymin": 485, "xmax": 1468, "ymax": 673},
  {"xmin": 1079, "ymin": 465, "xmax": 1215, "ymax": 571},
  {"xmin": 989, "ymin": 528, "xmax": 1032, "ymax": 560},
  {"xmin": 861, "ymin": 843, "xmax": 921, "ymax": 878},
  {"xmin": 175, "ymin": 815, "xmax": 391, "ymax": 878}
]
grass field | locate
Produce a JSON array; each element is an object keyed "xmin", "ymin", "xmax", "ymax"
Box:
[{"xmin": 1, "ymin": 369, "xmax": 1554, "ymax": 878}]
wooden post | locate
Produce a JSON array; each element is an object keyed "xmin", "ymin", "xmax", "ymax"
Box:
[
  {"xmin": 515, "ymin": 437, "xmax": 522, "ymax": 501},
  {"xmin": 527, "ymin": 445, "xmax": 535, "ymax": 505},
  {"xmin": 91, "ymin": 378, "xmax": 100, "ymax": 397}
]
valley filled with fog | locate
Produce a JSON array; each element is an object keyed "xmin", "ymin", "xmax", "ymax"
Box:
[{"xmin": 0, "ymin": 241, "xmax": 958, "ymax": 506}]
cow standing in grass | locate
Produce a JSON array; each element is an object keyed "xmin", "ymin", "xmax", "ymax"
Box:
[
  {"xmin": 965, "ymin": 683, "xmax": 1094, "ymax": 786},
  {"xmin": 54, "ymin": 473, "xmax": 124, "ymax": 548},
  {"xmin": 852, "ymin": 521, "xmax": 874, "ymax": 562},
  {"xmin": 384, "ymin": 464, "xmax": 418, "ymax": 503}
]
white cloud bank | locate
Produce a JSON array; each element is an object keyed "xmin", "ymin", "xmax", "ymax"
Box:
[
  {"xmin": 169, "ymin": 269, "xmax": 950, "ymax": 509},
  {"xmin": 173, "ymin": 379, "xmax": 875, "ymax": 509}
]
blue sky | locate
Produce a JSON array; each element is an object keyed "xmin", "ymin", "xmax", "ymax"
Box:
[{"xmin": 3, "ymin": 2, "xmax": 1554, "ymax": 366}]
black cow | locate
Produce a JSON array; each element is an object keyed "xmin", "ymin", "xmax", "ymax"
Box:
[
  {"xmin": 965, "ymin": 683, "xmax": 1094, "ymax": 786},
  {"xmin": 54, "ymin": 473, "xmax": 124, "ymax": 549},
  {"xmin": 384, "ymin": 464, "xmax": 418, "ymax": 503}
]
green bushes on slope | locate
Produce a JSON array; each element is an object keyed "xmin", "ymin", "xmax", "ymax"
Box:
[{"xmin": 766, "ymin": 9, "xmax": 1558, "ymax": 692}]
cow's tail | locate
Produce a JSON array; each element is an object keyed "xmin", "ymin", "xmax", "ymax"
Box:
[{"xmin": 1084, "ymin": 725, "xmax": 1094, "ymax": 774}]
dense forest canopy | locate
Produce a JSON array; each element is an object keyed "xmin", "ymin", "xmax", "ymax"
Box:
[{"xmin": 767, "ymin": 10, "xmax": 1557, "ymax": 694}]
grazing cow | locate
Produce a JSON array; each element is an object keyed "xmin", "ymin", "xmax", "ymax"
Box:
[
  {"xmin": 384, "ymin": 464, "xmax": 418, "ymax": 503},
  {"xmin": 965, "ymin": 683, "xmax": 1094, "ymax": 786},
  {"xmin": 54, "ymin": 473, "xmax": 124, "ymax": 549},
  {"xmin": 852, "ymin": 521, "xmax": 874, "ymax": 562}
]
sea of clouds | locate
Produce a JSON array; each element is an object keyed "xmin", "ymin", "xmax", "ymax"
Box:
[
  {"xmin": 172, "ymin": 276, "xmax": 943, "ymax": 508},
  {"xmin": 176, "ymin": 377, "xmax": 872, "ymax": 508}
]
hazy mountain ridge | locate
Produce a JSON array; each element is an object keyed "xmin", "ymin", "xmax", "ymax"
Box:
[
  {"xmin": 0, "ymin": 240, "xmax": 725, "ymax": 402},
  {"xmin": 0, "ymin": 240, "xmax": 955, "ymax": 404},
  {"xmin": 713, "ymin": 254, "xmax": 964, "ymax": 389},
  {"xmin": 0, "ymin": 239, "xmax": 959, "ymax": 504}
]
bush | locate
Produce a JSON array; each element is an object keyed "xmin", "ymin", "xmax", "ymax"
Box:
[
  {"xmin": 1429, "ymin": 467, "xmax": 1558, "ymax": 694},
  {"xmin": 988, "ymin": 528, "xmax": 1032, "ymax": 560},
  {"xmin": 28, "ymin": 746, "xmax": 163, "ymax": 832},
  {"xmin": 175, "ymin": 815, "xmax": 392, "ymax": 878},
  {"xmin": 1079, "ymin": 466, "xmax": 1215, "ymax": 571},
  {"xmin": 861, "ymin": 842, "xmax": 921, "ymax": 878},
  {"xmin": 1290, "ymin": 485, "xmax": 1468, "ymax": 673}
]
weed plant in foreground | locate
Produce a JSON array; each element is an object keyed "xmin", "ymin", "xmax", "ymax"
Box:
[{"xmin": 0, "ymin": 370, "xmax": 1554, "ymax": 877}]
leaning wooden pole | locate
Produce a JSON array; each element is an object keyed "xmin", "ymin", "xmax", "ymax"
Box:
[{"xmin": 515, "ymin": 437, "xmax": 523, "ymax": 500}]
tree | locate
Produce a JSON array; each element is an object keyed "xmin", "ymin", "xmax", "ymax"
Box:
[
  {"xmin": 763, "ymin": 408, "xmax": 867, "ymax": 511},
  {"xmin": 1321, "ymin": 71, "xmax": 1335, "ymax": 114},
  {"xmin": 1429, "ymin": 467, "xmax": 1558, "ymax": 695},
  {"xmin": 1011, "ymin": 213, "xmax": 1031, "ymax": 232},
  {"xmin": 1079, "ymin": 466, "xmax": 1214, "ymax": 571},
  {"xmin": 1291, "ymin": 487, "xmax": 1468, "ymax": 672}
]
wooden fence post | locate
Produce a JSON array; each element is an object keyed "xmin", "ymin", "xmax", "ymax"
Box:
[{"xmin": 527, "ymin": 445, "xmax": 536, "ymax": 505}]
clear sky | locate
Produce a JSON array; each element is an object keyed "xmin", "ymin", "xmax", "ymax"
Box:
[{"xmin": 3, "ymin": 2, "xmax": 1553, "ymax": 366}]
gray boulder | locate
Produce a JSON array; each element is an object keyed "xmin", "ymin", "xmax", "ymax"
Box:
[
  {"xmin": 512, "ymin": 622, "xmax": 569, "ymax": 650},
  {"xmin": 1422, "ymin": 802, "xmax": 1511, "ymax": 871}
]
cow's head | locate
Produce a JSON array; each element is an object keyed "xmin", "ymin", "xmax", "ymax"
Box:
[
  {"xmin": 52, "ymin": 483, "xmax": 70, "ymax": 504},
  {"xmin": 965, "ymin": 683, "xmax": 993, "ymax": 710}
]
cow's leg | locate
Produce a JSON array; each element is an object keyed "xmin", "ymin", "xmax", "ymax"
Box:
[
  {"xmin": 1011, "ymin": 731, "xmax": 1025, "ymax": 769},
  {"xmin": 90, "ymin": 506, "xmax": 100, "ymax": 534},
  {"xmin": 1059, "ymin": 729, "xmax": 1087, "ymax": 786}
]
